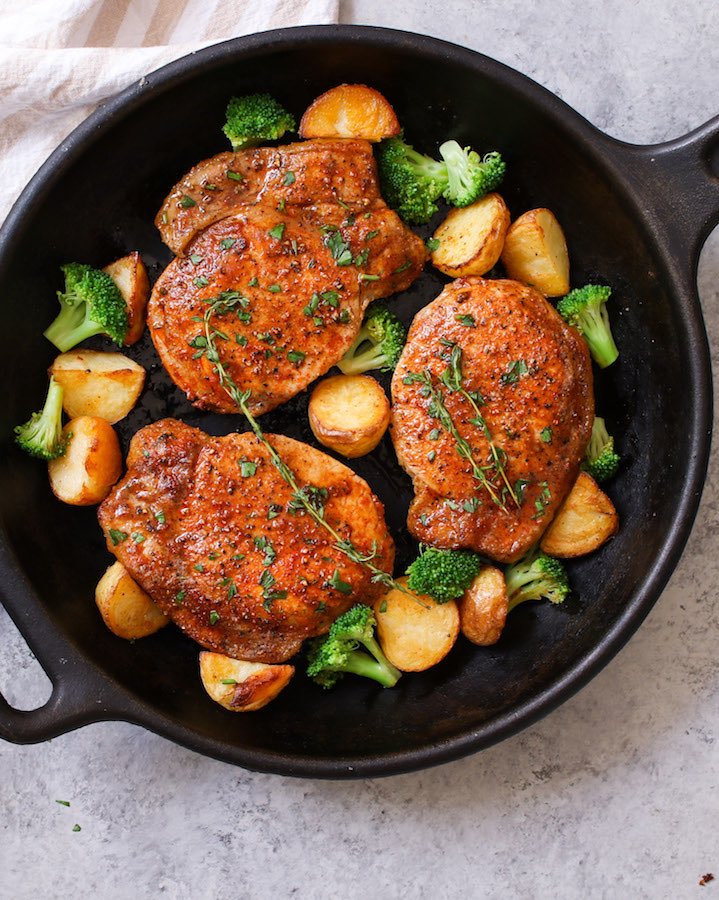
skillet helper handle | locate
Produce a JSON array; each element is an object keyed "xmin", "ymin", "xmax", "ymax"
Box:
[{"xmin": 614, "ymin": 116, "xmax": 719, "ymax": 275}]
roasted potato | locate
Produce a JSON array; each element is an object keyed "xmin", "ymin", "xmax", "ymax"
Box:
[
  {"xmin": 430, "ymin": 193, "xmax": 510, "ymax": 277},
  {"xmin": 299, "ymin": 84, "xmax": 400, "ymax": 142},
  {"xmin": 49, "ymin": 350, "xmax": 145, "ymax": 424},
  {"xmin": 47, "ymin": 416, "xmax": 122, "ymax": 505},
  {"xmin": 501, "ymin": 208, "xmax": 570, "ymax": 297},
  {"xmin": 95, "ymin": 560, "xmax": 168, "ymax": 639},
  {"xmin": 458, "ymin": 566, "xmax": 508, "ymax": 646},
  {"xmin": 309, "ymin": 374, "xmax": 390, "ymax": 458},
  {"xmin": 199, "ymin": 651, "xmax": 295, "ymax": 712},
  {"xmin": 374, "ymin": 577, "xmax": 460, "ymax": 672},
  {"xmin": 103, "ymin": 252, "xmax": 150, "ymax": 345},
  {"xmin": 541, "ymin": 471, "xmax": 619, "ymax": 557}
]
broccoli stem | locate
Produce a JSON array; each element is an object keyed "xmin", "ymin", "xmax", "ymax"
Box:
[
  {"xmin": 44, "ymin": 301, "xmax": 104, "ymax": 352},
  {"xmin": 337, "ymin": 343, "xmax": 389, "ymax": 375},
  {"xmin": 343, "ymin": 649, "xmax": 401, "ymax": 687},
  {"xmin": 584, "ymin": 305, "xmax": 619, "ymax": 368}
]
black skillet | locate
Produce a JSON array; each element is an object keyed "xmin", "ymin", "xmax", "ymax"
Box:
[{"xmin": 0, "ymin": 26, "xmax": 717, "ymax": 778}]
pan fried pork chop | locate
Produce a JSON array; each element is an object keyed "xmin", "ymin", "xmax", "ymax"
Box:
[
  {"xmin": 391, "ymin": 277, "xmax": 594, "ymax": 563},
  {"xmin": 98, "ymin": 420, "xmax": 394, "ymax": 663},
  {"xmin": 149, "ymin": 139, "xmax": 426, "ymax": 415}
]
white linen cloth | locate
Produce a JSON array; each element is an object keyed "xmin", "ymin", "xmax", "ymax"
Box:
[{"xmin": 0, "ymin": 0, "xmax": 339, "ymax": 224}]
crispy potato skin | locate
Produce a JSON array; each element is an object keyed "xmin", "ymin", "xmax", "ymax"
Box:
[
  {"xmin": 540, "ymin": 471, "xmax": 619, "ymax": 557},
  {"xmin": 103, "ymin": 252, "xmax": 150, "ymax": 346},
  {"xmin": 48, "ymin": 416, "xmax": 122, "ymax": 505},
  {"xmin": 199, "ymin": 652, "xmax": 294, "ymax": 712},
  {"xmin": 391, "ymin": 277, "xmax": 594, "ymax": 563},
  {"xmin": 458, "ymin": 567, "xmax": 508, "ymax": 646},
  {"xmin": 50, "ymin": 350, "xmax": 145, "ymax": 424},
  {"xmin": 299, "ymin": 84, "xmax": 400, "ymax": 141},
  {"xmin": 501, "ymin": 208, "xmax": 570, "ymax": 297},
  {"xmin": 95, "ymin": 560, "xmax": 168, "ymax": 639},
  {"xmin": 373, "ymin": 577, "xmax": 459, "ymax": 672},
  {"xmin": 309, "ymin": 374, "xmax": 390, "ymax": 458},
  {"xmin": 431, "ymin": 193, "xmax": 510, "ymax": 277},
  {"xmin": 98, "ymin": 419, "xmax": 394, "ymax": 663}
]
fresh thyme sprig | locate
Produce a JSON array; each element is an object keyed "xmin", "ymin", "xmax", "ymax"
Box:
[{"xmin": 198, "ymin": 294, "xmax": 417, "ymax": 601}]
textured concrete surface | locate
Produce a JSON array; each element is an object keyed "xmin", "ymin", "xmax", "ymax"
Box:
[{"xmin": 2, "ymin": 2, "xmax": 719, "ymax": 898}]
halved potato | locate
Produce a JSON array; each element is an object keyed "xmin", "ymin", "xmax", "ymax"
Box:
[
  {"xmin": 430, "ymin": 193, "xmax": 510, "ymax": 277},
  {"xmin": 501, "ymin": 208, "xmax": 570, "ymax": 296},
  {"xmin": 95, "ymin": 560, "xmax": 168, "ymax": 639},
  {"xmin": 373, "ymin": 576, "xmax": 459, "ymax": 672},
  {"xmin": 49, "ymin": 350, "xmax": 145, "ymax": 424},
  {"xmin": 299, "ymin": 84, "xmax": 400, "ymax": 142},
  {"xmin": 540, "ymin": 471, "xmax": 619, "ymax": 557},
  {"xmin": 458, "ymin": 566, "xmax": 508, "ymax": 646},
  {"xmin": 309, "ymin": 374, "xmax": 390, "ymax": 458},
  {"xmin": 103, "ymin": 252, "xmax": 150, "ymax": 345},
  {"xmin": 48, "ymin": 416, "xmax": 122, "ymax": 505},
  {"xmin": 199, "ymin": 651, "xmax": 294, "ymax": 712}
]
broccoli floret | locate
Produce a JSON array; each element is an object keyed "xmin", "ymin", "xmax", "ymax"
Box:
[
  {"xmin": 375, "ymin": 136, "xmax": 447, "ymax": 224},
  {"xmin": 556, "ymin": 284, "xmax": 619, "ymax": 369},
  {"xmin": 14, "ymin": 377, "xmax": 67, "ymax": 460},
  {"xmin": 223, "ymin": 93, "xmax": 295, "ymax": 150},
  {"xmin": 505, "ymin": 550, "xmax": 570, "ymax": 612},
  {"xmin": 337, "ymin": 302, "xmax": 407, "ymax": 375},
  {"xmin": 44, "ymin": 263, "xmax": 128, "ymax": 352},
  {"xmin": 406, "ymin": 547, "xmax": 484, "ymax": 603},
  {"xmin": 582, "ymin": 416, "xmax": 620, "ymax": 483},
  {"xmin": 306, "ymin": 603, "xmax": 401, "ymax": 689},
  {"xmin": 438, "ymin": 141, "xmax": 506, "ymax": 207}
]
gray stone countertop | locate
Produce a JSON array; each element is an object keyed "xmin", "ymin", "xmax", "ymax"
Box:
[{"xmin": 2, "ymin": 2, "xmax": 718, "ymax": 897}]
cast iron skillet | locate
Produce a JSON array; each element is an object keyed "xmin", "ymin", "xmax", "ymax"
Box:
[{"xmin": 0, "ymin": 26, "xmax": 717, "ymax": 778}]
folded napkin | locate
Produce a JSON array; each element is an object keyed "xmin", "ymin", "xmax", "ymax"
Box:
[{"xmin": 0, "ymin": 0, "xmax": 339, "ymax": 225}]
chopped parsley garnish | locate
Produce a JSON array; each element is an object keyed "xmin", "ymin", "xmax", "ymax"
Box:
[
  {"xmin": 193, "ymin": 276, "xmax": 209, "ymax": 288},
  {"xmin": 254, "ymin": 535, "xmax": 277, "ymax": 566},
  {"xmin": 354, "ymin": 248, "xmax": 370, "ymax": 267},
  {"xmin": 359, "ymin": 273, "xmax": 380, "ymax": 282},
  {"xmin": 321, "ymin": 290, "xmax": 339, "ymax": 307},
  {"xmin": 154, "ymin": 510, "xmax": 166, "ymax": 525},
  {"xmin": 540, "ymin": 427, "xmax": 553, "ymax": 443},
  {"xmin": 428, "ymin": 428, "xmax": 440, "ymax": 441},
  {"xmin": 221, "ymin": 678, "xmax": 237, "ymax": 685},
  {"xmin": 324, "ymin": 230, "xmax": 353, "ymax": 266},
  {"xmin": 188, "ymin": 335, "xmax": 207, "ymax": 349},
  {"xmin": 287, "ymin": 350, "xmax": 306, "ymax": 365},
  {"xmin": 227, "ymin": 170, "xmax": 243, "ymax": 181},
  {"xmin": 239, "ymin": 459, "xmax": 257, "ymax": 478},
  {"xmin": 55, "ymin": 800, "xmax": 71, "ymax": 807},
  {"xmin": 532, "ymin": 481, "xmax": 552, "ymax": 519},
  {"xmin": 267, "ymin": 504, "xmax": 283, "ymax": 520},
  {"xmin": 282, "ymin": 171, "xmax": 295, "ymax": 186},
  {"xmin": 219, "ymin": 238, "xmax": 236, "ymax": 250},
  {"xmin": 394, "ymin": 260, "xmax": 412, "ymax": 274},
  {"xmin": 174, "ymin": 591, "xmax": 186, "ymax": 605},
  {"xmin": 366, "ymin": 230, "xmax": 380, "ymax": 241},
  {"xmin": 209, "ymin": 611, "xmax": 220, "ymax": 625},
  {"xmin": 501, "ymin": 359, "xmax": 529, "ymax": 385},
  {"xmin": 72, "ymin": 825, "xmax": 81, "ymax": 833},
  {"xmin": 248, "ymin": 276, "xmax": 259, "ymax": 287},
  {"xmin": 204, "ymin": 183, "xmax": 218, "ymax": 191},
  {"xmin": 190, "ymin": 253, "xmax": 203, "ymax": 264},
  {"xmin": 455, "ymin": 313, "xmax": 476, "ymax": 327},
  {"xmin": 179, "ymin": 195, "xmax": 196, "ymax": 208},
  {"xmin": 108, "ymin": 529, "xmax": 128, "ymax": 546},
  {"xmin": 277, "ymin": 198, "xmax": 286, "ymax": 212},
  {"xmin": 328, "ymin": 569, "xmax": 352, "ymax": 594},
  {"xmin": 427, "ymin": 450, "xmax": 436, "ymax": 462},
  {"xmin": 223, "ymin": 579, "xmax": 238, "ymax": 600},
  {"xmin": 268, "ymin": 223, "xmax": 285, "ymax": 240},
  {"xmin": 194, "ymin": 563, "xmax": 205, "ymax": 573},
  {"xmin": 462, "ymin": 497, "xmax": 480, "ymax": 513},
  {"xmin": 235, "ymin": 334, "xmax": 248, "ymax": 346},
  {"xmin": 267, "ymin": 283, "xmax": 282, "ymax": 293},
  {"xmin": 259, "ymin": 569, "xmax": 287, "ymax": 607},
  {"xmin": 131, "ymin": 532, "xmax": 145, "ymax": 544},
  {"xmin": 337, "ymin": 309, "xmax": 351, "ymax": 324},
  {"xmin": 426, "ymin": 237, "xmax": 441, "ymax": 251},
  {"xmin": 379, "ymin": 600, "xmax": 388, "ymax": 613}
]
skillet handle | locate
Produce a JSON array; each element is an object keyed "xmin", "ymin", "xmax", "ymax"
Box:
[{"xmin": 608, "ymin": 116, "xmax": 719, "ymax": 278}]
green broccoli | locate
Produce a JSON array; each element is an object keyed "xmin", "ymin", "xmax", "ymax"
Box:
[
  {"xmin": 438, "ymin": 141, "xmax": 506, "ymax": 207},
  {"xmin": 306, "ymin": 603, "xmax": 401, "ymax": 689},
  {"xmin": 223, "ymin": 93, "xmax": 295, "ymax": 150},
  {"xmin": 376, "ymin": 135, "xmax": 506, "ymax": 224},
  {"xmin": 582, "ymin": 416, "xmax": 620, "ymax": 483},
  {"xmin": 505, "ymin": 550, "xmax": 570, "ymax": 612},
  {"xmin": 406, "ymin": 547, "xmax": 484, "ymax": 603},
  {"xmin": 556, "ymin": 284, "xmax": 619, "ymax": 369},
  {"xmin": 44, "ymin": 263, "xmax": 128, "ymax": 352},
  {"xmin": 14, "ymin": 377, "xmax": 67, "ymax": 460},
  {"xmin": 337, "ymin": 302, "xmax": 407, "ymax": 375}
]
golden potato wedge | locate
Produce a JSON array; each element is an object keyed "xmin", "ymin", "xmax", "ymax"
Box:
[
  {"xmin": 199, "ymin": 651, "xmax": 294, "ymax": 712},
  {"xmin": 299, "ymin": 84, "xmax": 400, "ymax": 142},
  {"xmin": 430, "ymin": 193, "xmax": 510, "ymax": 277},
  {"xmin": 48, "ymin": 416, "xmax": 122, "ymax": 505},
  {"xmin": 501, "ymin": 208, "xmax": 570, "ymax": 297},
  {"xmin": 95, "ymin": 560, "xmax": 168, "ymax": 639},
  {"xmin": 540, "ymin": 471, "xmax": 619, "ymax": 557},
  {"xmin": 49, "ymin": 350, "xmax": 145, "ymax": 424},
  {"xmin": 103, "ymin": 251, "xmax": 150, "ymax": 345},
  {"xmin": 458, "ymin": 566, "xmax": 508, "ymax": 646},
  {"xmin": 374, "ymin": 577, "xmax": 459, "ymax": 672},
  {"xmin": 309, "ymin": 374, "xmax": 390, "ymax": 458}
]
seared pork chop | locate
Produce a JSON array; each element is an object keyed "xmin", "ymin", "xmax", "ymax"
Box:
[
  {"xmin": 98, "ymin": 420, "xmax": 394, "ymax": 663},
  {"xmin": 391, "ymin": 277, "xmax": 594, "ymax": 563},
  {"xmin": 150, "ymin": 139, "xmax": 427, "ymax": 415}
]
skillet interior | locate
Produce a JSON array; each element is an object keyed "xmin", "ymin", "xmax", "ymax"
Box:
[{"xmin": 0, "ymin": 29, "xmax": 707, "ymax": 773}]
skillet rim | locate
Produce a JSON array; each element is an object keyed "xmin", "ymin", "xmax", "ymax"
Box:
[{"xmin": 0, "ymin": 24, "xmax": 712, "ymax": 778}]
